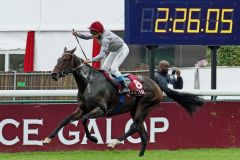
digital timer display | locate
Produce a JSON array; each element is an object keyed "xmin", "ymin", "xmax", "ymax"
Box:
[
  {"xmin": 153, "ymin": 8, "xmax": 232, "ymax": 34},
  {"xmin": 125, "ymin": 0, "xmax": 240, "ymax": 45}
]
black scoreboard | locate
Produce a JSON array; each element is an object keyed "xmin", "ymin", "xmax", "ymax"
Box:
[{"xmin": 125, "ymin": 0, "xmax": 240, "ymax": 45}]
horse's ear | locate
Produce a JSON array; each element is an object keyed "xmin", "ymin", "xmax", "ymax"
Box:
[
  {"xmin": 69, "ymin": 47, "xmax": 76, "ymax": 54},
  {"xmin": 64, "ymin": 47, "xmax": 67, "ymax": 53}
]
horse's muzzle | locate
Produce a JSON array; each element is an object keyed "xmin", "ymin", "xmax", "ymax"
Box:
[
  {"xmin": 51, "ymin": 70, "xmax": 70, "ymax": 81},
  {"xmin": 51, "ymin": 73, "xmax": 60, "ymax": 81}
]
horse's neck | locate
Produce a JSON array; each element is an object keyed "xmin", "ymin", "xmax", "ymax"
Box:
[
  {"xmin": 73, "ymin": 65, "xmax": 97, "ymax": 94},
  {"xmin": 73, "ymin": 69, "xmax": 88, "ymax": 94}
]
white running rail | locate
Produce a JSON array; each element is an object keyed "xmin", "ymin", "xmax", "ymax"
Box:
[{"xmin": 0, "ymin": 89, "xmax": 240, "ymax": 97}]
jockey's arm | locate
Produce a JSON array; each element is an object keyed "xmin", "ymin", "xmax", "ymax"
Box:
[
  {"xmin": 91, "ymin": 39, "xmax": 109, "ymax": 62},
  {"xmin": 76, "ymin": 32, "xmax": 93, "ymax": 40}
]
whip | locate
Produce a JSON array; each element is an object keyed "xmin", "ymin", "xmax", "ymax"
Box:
[{"xmin": 72, "ymin": 29, "xmax": 88, "ymax": 60}]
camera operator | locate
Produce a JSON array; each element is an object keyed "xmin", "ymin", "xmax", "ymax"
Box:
[{"xmin": 154, "ymin": 60, "xmax": 183, "ymax": 90}]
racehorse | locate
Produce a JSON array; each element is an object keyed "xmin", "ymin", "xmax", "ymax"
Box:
[{"xmin": 43, "ymin": 47, "xmax": 204, "ymax": 156}]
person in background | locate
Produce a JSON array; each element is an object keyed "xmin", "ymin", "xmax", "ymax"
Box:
[
  {"xmin": 72, "ymin": 21, "xmax": 130, "ymax": 94},
  {"xmin": 154, "ymin": 60, "xmax": 183, "ymax": 101}
]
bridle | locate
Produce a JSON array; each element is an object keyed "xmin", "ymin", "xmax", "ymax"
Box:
[
  {"xmin": 51, "ymin": 57, "xmax": 86, "ymax": 80},
  {"xmin": 52, "ymin": 38, "xmax": 97, "ymax": 80},
  {"xmin": 60, "ymin": 61, "xmax": 86, "ymax": 77}
]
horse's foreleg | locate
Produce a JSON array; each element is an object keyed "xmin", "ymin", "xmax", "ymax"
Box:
[
  {"xmin": 43, "ymin": 107, "xmax": 83, "ymax": 144},
  {"xmin": 81, "ymin": 107, "xmax": 106, "ymax": 143},
  {"xmin": 50, "ymin": 115, "xmax": 73, "ymax": 137}
]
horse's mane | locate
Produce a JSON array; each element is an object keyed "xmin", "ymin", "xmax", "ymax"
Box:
[{"xmin": 70, "ymin": 53, "xmax": 101, "ymax": 73}]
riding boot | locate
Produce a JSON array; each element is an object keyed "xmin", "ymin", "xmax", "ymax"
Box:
[
  {"xmin": 117, "ymin": 76, "xmax": 130, "ymax": 94},
  {"xmin": 119, "ymin": 80, "xmax": 130, "ymax": 94}
]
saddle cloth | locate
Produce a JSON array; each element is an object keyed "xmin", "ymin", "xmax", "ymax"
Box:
[{"xmin": 100, "ymin": 70, "xmax": 145, "ymax": 96}]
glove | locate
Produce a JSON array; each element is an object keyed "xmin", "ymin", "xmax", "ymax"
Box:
[{"xmin": 72, "ymin": 31, "xmax": 79, "ymax": 36}]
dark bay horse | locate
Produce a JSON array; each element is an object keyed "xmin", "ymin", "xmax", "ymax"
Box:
[{"xmin": 43, "ymin": 47, "xmax": 204, "ymax": 156}]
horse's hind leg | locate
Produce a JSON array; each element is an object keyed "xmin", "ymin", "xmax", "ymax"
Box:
[
  {"xmin": 136, "ymin": 106, "xmax": 155, "ymax": 156},
  {"xmin": 109, "ymin": 110, "xmax": 141, "ymax": 142},
  {"xmin": 43, "ymin": 106, "xmax": 83, "ymax": 144},
  {"xmin": 108, "ymin": 120, "xmax": 147, "ymax": 156},
  {"xmin": 138, "ymin": 123, "xmax": 149, "ymax": 157},
  {"xmin": 108, "ymin": 105, "xmax": 150, "ymax": 156},
  {"xmin": 131, "ymin": 110, "xmax": 149, "ymax": 157}
]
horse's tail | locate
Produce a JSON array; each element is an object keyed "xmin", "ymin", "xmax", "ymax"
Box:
[{"xmin": 159, "ymin": 85, "xmax": 204, "ymax": 115}]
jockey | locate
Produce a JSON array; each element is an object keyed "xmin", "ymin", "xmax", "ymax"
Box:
[{"xmin": 72, "ymin": 21, "xmax": 130, "ymax": 94}]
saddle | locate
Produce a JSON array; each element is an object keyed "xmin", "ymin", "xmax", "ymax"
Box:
[{"xmin": 100, "ymin": 70, "xmax": 145, "ymax": 96}]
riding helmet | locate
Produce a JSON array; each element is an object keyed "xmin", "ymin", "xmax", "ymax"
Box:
[{"xmin": 88, "ymin": 21, "xmax": 104, "ymax": 33}]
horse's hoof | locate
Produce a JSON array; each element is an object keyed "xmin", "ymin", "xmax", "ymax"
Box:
[
  {"xmin": 42, "ymin": 137, "xmax": 52, "ymax": 144},
  {"xmin": 107, "ymin": 139, "xmax": 121, "ymax": 148}
]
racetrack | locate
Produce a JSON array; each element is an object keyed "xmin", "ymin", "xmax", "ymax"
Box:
[{"xmin": 1, "ymin": 148, "xmax": 240, "ymax": 160}]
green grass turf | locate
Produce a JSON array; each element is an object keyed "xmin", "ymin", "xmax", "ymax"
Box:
[{"xmin": 0, "ymin": 148, "xmax": 240, "ymax": 160}]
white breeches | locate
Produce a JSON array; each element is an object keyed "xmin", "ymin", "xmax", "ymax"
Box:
[{"xmin": 102, "ymin": 43, "xmax": 129, "ymax": 77}]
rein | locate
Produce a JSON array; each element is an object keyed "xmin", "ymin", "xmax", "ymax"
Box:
[
  {"xmin": 71, "ymin": 63, "xmax": 85, "ymax": 72},
  {"xmin": 59, "ymin": 62, "xmax": 85, "ymax": 78}
]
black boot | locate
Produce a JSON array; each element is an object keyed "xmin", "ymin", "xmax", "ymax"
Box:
[{"xmin": 119, "ymin": 80, "xmax": 130, "ymax": 94}]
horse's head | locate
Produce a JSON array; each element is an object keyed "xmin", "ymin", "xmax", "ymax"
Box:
[{"xmin": 51, "ymin": 47, "xmax": 80, "ymax": 81}]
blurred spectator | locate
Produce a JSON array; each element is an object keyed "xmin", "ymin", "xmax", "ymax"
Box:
[{"xmin": 154, "ymin": 60, "xmax": 183, "ymax": 101}]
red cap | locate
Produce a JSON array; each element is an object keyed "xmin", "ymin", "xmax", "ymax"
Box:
[{"xmin": 88, "ymin": 21, "xmax": 104, "ymax": 33}]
